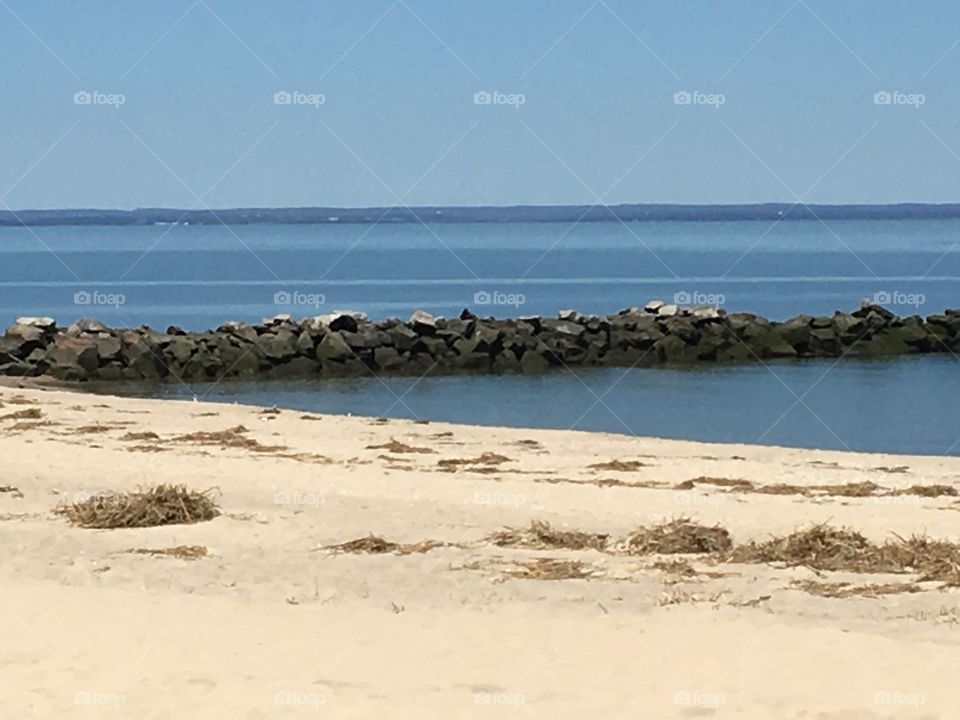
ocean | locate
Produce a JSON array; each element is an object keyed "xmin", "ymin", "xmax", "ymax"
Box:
[{"xmin": 3, "ymin": 217, "xmax": 959, "ymax": 455}]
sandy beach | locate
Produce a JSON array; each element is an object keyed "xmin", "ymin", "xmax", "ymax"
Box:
[{"xmin": 2, "ymin": 382, "xmax": 959, "ymax": 719}]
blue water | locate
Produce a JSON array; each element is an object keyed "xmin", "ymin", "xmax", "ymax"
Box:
[
  {"xmin": 114, "ymin": 356, "xmax": 960, "ymax": 457},
  {"xmin": 1, "ymin": 219, "xmax": 959, "ymax": 329},
  {"xmin": 5, "ymin": 218, "xmax": 960, "ymax": 455}
]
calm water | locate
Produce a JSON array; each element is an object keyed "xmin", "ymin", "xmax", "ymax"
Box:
[
  {"xmin": 2, "ymin": 218, "xmax": 960, "ymax": 328},
  {"xmin": 6, "ymin": 218, "xmax": 960, "ymax": 455},
  {"xmin": 110, "ymin": 356, "xmax": 960, "ymax": 457}
]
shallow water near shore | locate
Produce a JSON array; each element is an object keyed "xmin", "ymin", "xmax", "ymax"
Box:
[{"xmin": 108, "ymin": 355, "xmax": 960, "ymax": 457}]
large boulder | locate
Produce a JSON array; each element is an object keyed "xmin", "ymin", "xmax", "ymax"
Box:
[{"xmin": 44, "ymin": 337, "xmax": 99, "ymax": 380}]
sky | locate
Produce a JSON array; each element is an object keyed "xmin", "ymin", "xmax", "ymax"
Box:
[{"xmin": 1, "ymin": 0, "xmax": 959, "ymax": 209}]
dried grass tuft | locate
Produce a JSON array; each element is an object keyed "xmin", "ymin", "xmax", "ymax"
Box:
[
  {"xmin": 128, "ymin": 545, "xmax": 208, "ymax": 560},
  {"xmin": 325, "ymin": 535, "xmax": 445, "ymax": 555},
  {"xmin": 503, "ymin": 558, "xmax": 596, "ymax": 580},
  {"xmin": 56, "ymin": 484, "xmax": 220, "ymax": 529},
  {"xmin": 366, "ymin": 439, "xmax": 436, "ymax": 454},
  {"xmin": 438, "ymin": 452, "xmax": 511, "ymax": 470},
  {"xmin": 626, "ymin": 518, "xmax": 733, "ymax": 555},
  {"xmin": 588, "ymin": 459, "xmax": 648, "ymax": 472},
  {"xmin": 726, "ymin": 523, "xmax": 960, "ymax": 584},
  {"xmin": 488, "ymin": 520, "xmax": 609, "ymax": 551},
  {"xmin": 0, "ymin": 408, "xmax": 42, "ymax": 421},
  {"xmin": 895, "ymin": 484, "xmax": 958, "ymax": 498}
]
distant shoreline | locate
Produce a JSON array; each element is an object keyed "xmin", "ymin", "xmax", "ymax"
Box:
[{"xmin": 3, "ymin": 203, "xmax": 960, "ymax": 228}]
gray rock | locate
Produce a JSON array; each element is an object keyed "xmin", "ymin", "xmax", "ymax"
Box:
[
  {"xmin": 657, "ymin": 304, "xmax": 679, "ymax": 317},
  {"xmin": 644, "ymin": 300, "xmax": 666, "ymax": 313}
]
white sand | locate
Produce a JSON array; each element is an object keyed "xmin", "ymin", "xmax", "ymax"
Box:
[{"xmin": 1, "ymin": 383, "xmax": 958, "ymax": 718}]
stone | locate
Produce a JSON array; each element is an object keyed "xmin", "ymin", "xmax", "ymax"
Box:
[
  {"xmin": 259, "ymin": 329, "xmax": 299, "ymax": 361},
  {"xmin": 44, "ymin": 337, "xmax": 99, "ymax": 379},
  {"xmin": 657, "ymin": 304, "xmax": 679, "ymax": 317},
  {"xmin": 460, "ymin": 308, "xmax": 478, "ymax": 321},
  {"xmin": 643, "ymin": 300, "xmax": 665, "ymax": 313},
  {"xmin": 409, "ymin": 310, "xmax": 439, "ymax": 333},
  {"xmin": 374, "ymin": 346, "xmax": 406, "ymax": 370},
  {"xmin": 15, "ymin": 316, "xmax": 56, "ymax": 330},
  {"xmin": 95, "ymin": 335, "xmax": 123, "ymax": 361},
  {"xmin": 315, "ymin": 332, "xmax": 353, "ymax": 361}
]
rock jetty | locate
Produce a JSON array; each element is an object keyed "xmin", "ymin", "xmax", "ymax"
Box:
[{"xmin": 2, "ymin": 302, "xmax": 959, "ymax": 383}]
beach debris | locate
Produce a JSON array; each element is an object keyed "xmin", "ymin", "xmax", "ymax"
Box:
[
  {"xmin": 790, "ymin": 579, "xmax": 922, "ymax": 599},
  {"xmin": 625, "ymin": 518, "xmax": 733, "ymax": 555},
  {"xmin": 726, "ymin": 523, "xmax": 960, "ymax": 584},
  {"xmin": 366, "ymin": 439, "xmax": 436, "ymax": 454},
  {"xmin": 587, "ymin": 459, "xmax": 649, "ymax": 472},
  {"xmin": 503, "ymin": 558, "xmax": 597, "ymax": 581},
  {"xmin": 170, "ymin": 427, "xmax": 286, "ymax": 453},
  {"xmin": 438, "ymin": 452, "xmax": 511, "ymax": 471},
  {"xmin": 0, "ymin": 407, "xmax": 42, "ymax": 421},
  {"xmin": 127, "ymin": 545, "xmax": 209, "ymax": 560},
  {"xmin": 0, "ymin": 485, "xmax": 23, "ymax": 498},
  {"xmin": 55, "ymin": 484, "xmax": 220, "ymax": 529},
  {"xmin": 120, "ymin": 431, "xmax": 161, "ymax": 441},
  {"xmin": 488, "ymin": 520, "xmax": 609, "ymax": 552},
  {"xmin": 324, "ymin": 535, "xmax": 446, "ymax": 555}
]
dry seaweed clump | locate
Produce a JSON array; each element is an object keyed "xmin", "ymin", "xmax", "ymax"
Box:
[
  {"xmin": 128, "ymin": 545, "xmax": 209, "ymax": 560},
  {"xmin": 56, "ymin": 485, "xmax": 220, "ymax": 529},
  {"xmin": 726, "ymin": 523, "xmax": 960, "ymax": 585},
  {"xmin": 626, "ymin": 518, "xmax": 733, "ymax": 555},
  {"xmin": 728, "ymin": 524, "xmax": 878, "ymax": 571},
  {"xmin": 504, "ymin": 558, "xmax": 597, "ymax": 580},
  {"xmin": 325, "ymin": 535, "xmax": 445, "ymax": 555},
  {"xmin": 488, "ymin": 520, "xmax": 609, "ymax": 551}
]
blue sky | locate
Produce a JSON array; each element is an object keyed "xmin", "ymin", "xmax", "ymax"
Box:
[{"xmin": 1, "ymin": 0, "xmax": 959, "ymax": 209}]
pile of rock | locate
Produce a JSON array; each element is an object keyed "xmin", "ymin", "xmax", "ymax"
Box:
[{"xmin": 2, "ymin": 301, "xmax": 959, "ymax": 383}]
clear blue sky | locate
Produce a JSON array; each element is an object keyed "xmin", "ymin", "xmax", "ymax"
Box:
[{"xmin": 2, "ymin": 0, "xmax": 959, "ymax": 209}]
